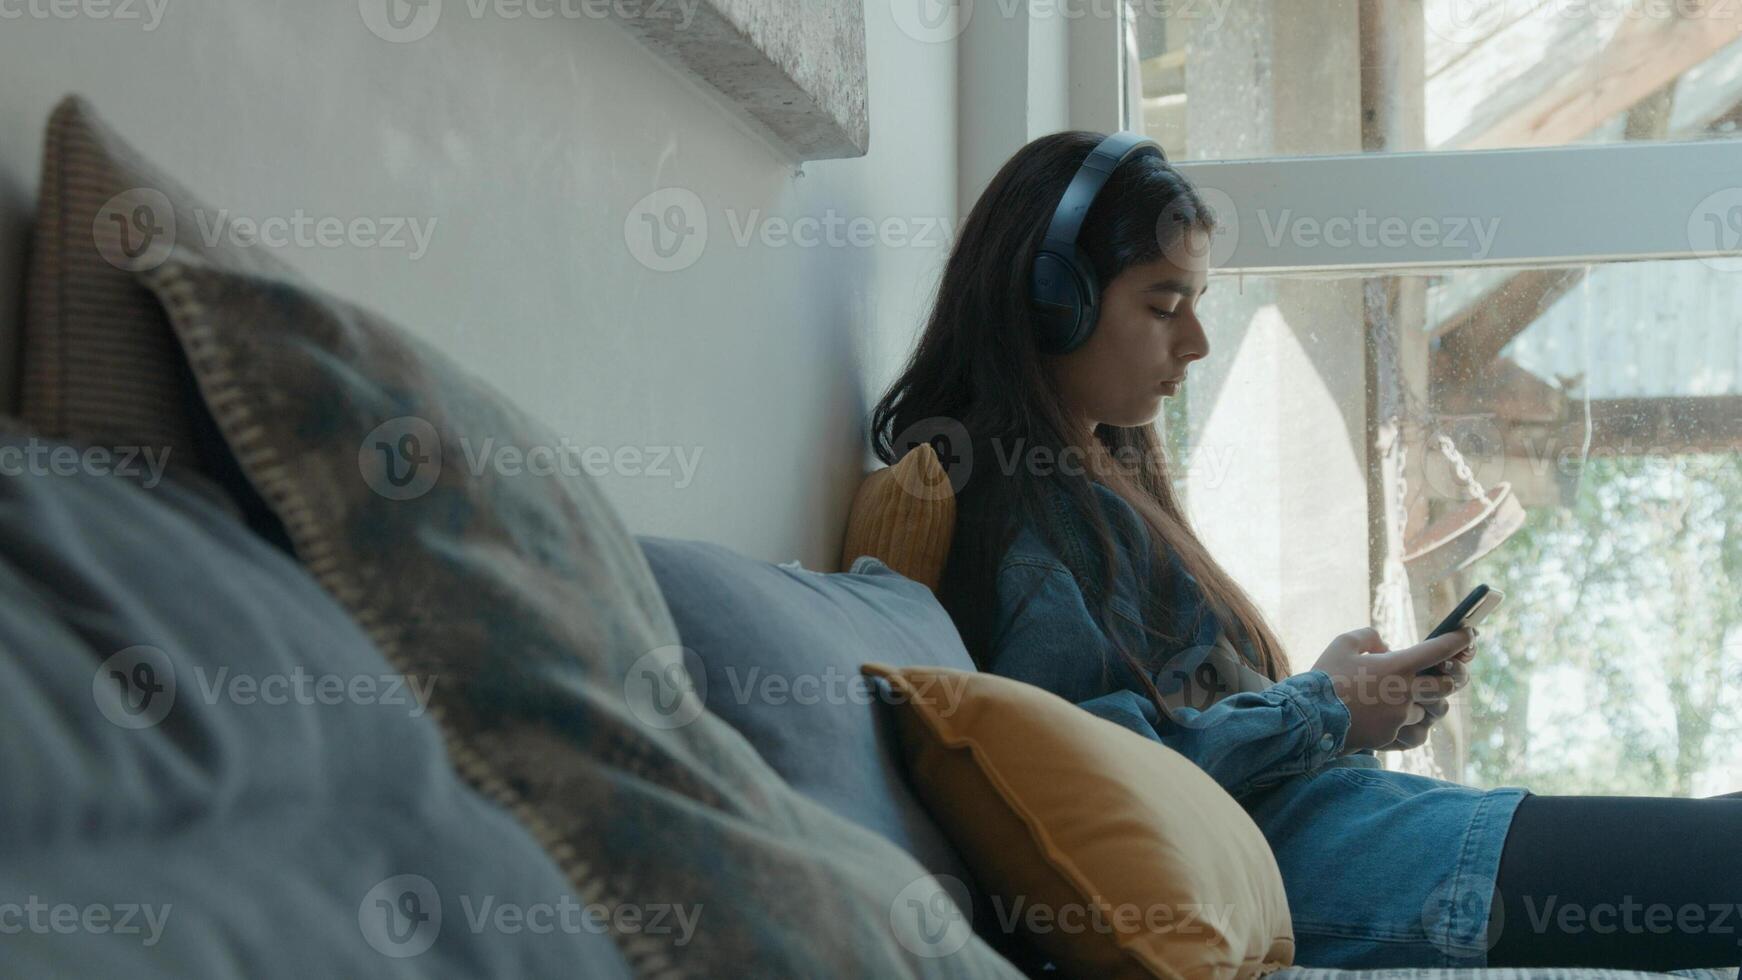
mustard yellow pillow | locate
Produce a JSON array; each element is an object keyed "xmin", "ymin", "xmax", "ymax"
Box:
[
  {"xmin": 863, "ymin": 664, "xmax": 1294, "ymax": 980},
  {"xmin": 840, "ymin": 444, "xmax": 955, "ymax": 590}
]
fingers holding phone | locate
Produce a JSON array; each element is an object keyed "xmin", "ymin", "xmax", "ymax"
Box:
[
  {"xmin": 1380, "ymin": 698, "xmax": 1452, "ymax": 752},
  {"xmin": 1310, "ymin": 626, "xmax": 1476, "ymax": 752}
]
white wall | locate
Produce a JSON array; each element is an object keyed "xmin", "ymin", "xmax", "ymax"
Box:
[{"xmin": 0, "ymin": 0, "xmax": 958, "ymax": 568}]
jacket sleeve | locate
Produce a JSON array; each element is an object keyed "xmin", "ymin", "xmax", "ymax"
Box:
[{"xmin": 992, "ymin": 555, "xmax": 1355, "ymax": 800}]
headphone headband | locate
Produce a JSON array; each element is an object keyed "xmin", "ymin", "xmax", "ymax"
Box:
[{"xmin": 1040, "ymin": 132, "xmax": 1166, "ymax": 254}]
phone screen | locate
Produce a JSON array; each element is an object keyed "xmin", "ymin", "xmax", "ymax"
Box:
[{"xmin": 1425, "ymin": 584, "xmax": 1505, "ymax": 640}]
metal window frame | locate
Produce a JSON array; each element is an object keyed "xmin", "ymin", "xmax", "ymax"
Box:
[{"xmin": 1171, "ymin": 139, "xmax": 1742, "ymax": 275}]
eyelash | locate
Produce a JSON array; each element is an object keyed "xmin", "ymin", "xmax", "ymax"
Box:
[{"xmin": 1151, "ymin": 307, "xmax": 1177, "ymax": 320}]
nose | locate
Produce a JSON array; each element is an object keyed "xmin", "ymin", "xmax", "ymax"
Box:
[{"xmin": 1174, "ymin": 311, "xmax": 1210, "ymax": 364}]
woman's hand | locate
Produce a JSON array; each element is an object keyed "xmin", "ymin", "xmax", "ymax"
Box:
[
  {"xmin": 1377, "ymin": 642, "xmax": 1476, "ymax": 751},
  {"xmin": 1309, "ymin": 627, "xmax": 1476, "ymax": 754}
]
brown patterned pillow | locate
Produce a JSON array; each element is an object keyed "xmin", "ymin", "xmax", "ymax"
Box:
[
  {"xmin": 138, "ymin": 256, "xmax": 1024, "ymax": 979},
  {"xmin": 21, "ymin": 94, "xmax": 290, "ymax": 482}
]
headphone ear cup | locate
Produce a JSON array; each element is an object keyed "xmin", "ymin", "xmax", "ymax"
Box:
[
  {"xmin": 1029, "ymin": 133, "xmax": 1158, "ymax": 354},
  {"xmin": 1030, "ymin": 250, "xmax": 1082, "ymax": 353},
  {"xmin": 1065, "ymin": 275, "xmax": 1100, "ymax": 354},
  {"xmin": 1059, "ymin": 247, "xmax": 1103, "ymax": 353}
]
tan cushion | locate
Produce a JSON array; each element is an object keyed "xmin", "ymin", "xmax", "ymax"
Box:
[
  {"xmin": 864, "ymin": 663, "xmax": 1295, "ymax": 980},
  {"xmin": 21, "ymin": 94, "xmax": 290, "ymax": 479},
  {"xmin": 841, "ymin": 443, "xmax": 955, "ymax": 589}
]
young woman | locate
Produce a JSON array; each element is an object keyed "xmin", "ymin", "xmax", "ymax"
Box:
[{"xmin": 871, "ymin": 130, "xmax": 1742, "ymax": 970}]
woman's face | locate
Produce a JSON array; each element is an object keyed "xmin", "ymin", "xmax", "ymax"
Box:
[{"xmin": 1045, "ymin": 227, "xmax": 1212, "ymax": 434}]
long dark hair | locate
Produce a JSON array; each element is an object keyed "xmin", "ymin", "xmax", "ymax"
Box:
[{"xmin": 870, "ymin": 131, "xmax": 1289, "ymax": 722}]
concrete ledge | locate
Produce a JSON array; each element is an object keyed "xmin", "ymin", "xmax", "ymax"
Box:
[{"xmin": 607, "ymin": 0, "xmax": 869, "ymax": 161}]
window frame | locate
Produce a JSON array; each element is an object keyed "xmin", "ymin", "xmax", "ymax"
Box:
[{"xmin": 1170, "ymin": 140, "xmax": 1742, "ymax": 275}]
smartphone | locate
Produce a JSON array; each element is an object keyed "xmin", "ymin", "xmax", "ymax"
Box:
[{"xmin": 1426, "ymin": 583, "xmax": 1505, "ymax": 640}]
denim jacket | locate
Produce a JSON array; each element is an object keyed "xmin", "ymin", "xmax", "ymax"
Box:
[{"xmin": 988, "ymin": 480, "xmax": 1528, "ymax": 969}]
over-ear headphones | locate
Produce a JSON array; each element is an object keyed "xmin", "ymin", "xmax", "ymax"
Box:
[{"xmin": 1029, "ymin": 132, "xmax": 1166, "ymax": 354}]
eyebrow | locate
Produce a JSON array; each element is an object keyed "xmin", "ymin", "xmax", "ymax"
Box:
[{"xmin": 1143, "ymin": 279, "xmax": 1210, "ymax": 297}]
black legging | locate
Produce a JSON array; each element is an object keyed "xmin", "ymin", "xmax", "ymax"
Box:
[{"xmin": 1486, "ymin": 790, "xmax": 1742, "ymax": 969}]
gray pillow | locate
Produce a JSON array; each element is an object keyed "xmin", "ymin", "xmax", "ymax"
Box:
[
  {"xmin": 137, "ymin": 258, "xmax": 1025, "ymax": 978},
  {"xmin": 638, "ymin": 537, "xmax": 976, "ymax": 885},
  {"xmin": 0, "ymin": 426, "xmax": 629, "ymax": 978}
]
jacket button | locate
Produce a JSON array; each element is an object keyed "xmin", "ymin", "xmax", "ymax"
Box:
[{"xmin": 1319, "ymin": 733, "xmax": 1336, "ymax": 751}]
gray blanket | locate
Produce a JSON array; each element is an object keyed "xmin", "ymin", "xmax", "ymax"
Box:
[{"xmin": 0, "ymin": 436, "xmax": 629, "ymax": 977}]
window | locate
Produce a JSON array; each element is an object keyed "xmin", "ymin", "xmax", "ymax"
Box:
[
  {"xmin": 1123, "ymin": 0, "xmax": 1742, "ymax": 794},
  {"xmin": 1131, "ymin": 0, "xmax": 1742, "ymax": 160}
]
